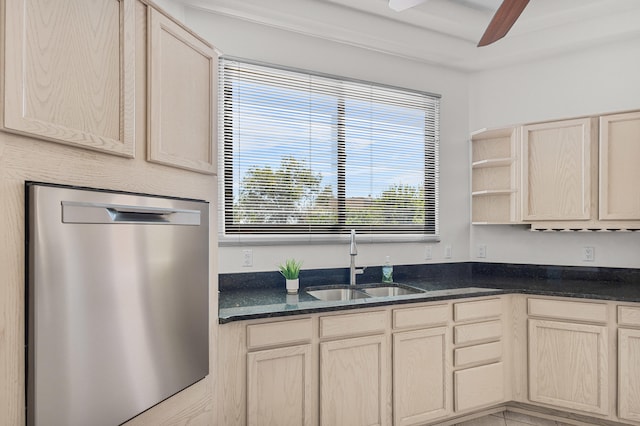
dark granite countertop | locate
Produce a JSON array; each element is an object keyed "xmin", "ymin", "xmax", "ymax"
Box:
[{"xmin": 218, "ymin": 263, "xmax": 640, "ymax": 324}]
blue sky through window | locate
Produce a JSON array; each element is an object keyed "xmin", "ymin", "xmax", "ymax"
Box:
[{"xmin": 231, "ymin": 79, "xmax": 426, "ymax": 201}]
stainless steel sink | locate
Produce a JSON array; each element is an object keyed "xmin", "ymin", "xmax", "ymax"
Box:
[
  {"xmin": 306, "ymin": 283, "xmax": 425, "ymax": 301},
  {"xmin": 306, "ymin": 286, "xmax": 371, "ymax": 301},
  {"xmin": 359, "ymin": 284, "xmax": 425, "ymax": 297}
]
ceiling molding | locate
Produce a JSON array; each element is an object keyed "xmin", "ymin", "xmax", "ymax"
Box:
[
  {"xmin": 179, "ymin": 0, "xmax": 476, "ymax": 70},
  {"xmin": 176, "ymin": 0, "xmax": 640, "ymax": 71}
]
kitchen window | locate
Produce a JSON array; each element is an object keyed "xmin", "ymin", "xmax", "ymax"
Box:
[{"xmin": 219, "ymin": 58, "xmax": 440, "ymax": 243}]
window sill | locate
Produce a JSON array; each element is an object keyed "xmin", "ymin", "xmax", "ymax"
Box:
[{"xmin": 218, "ymin": 233, "xmax": 441, "ymax": 246}]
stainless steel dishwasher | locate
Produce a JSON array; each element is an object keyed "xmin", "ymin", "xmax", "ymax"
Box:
[{"xmin": 26, "ymin": 182, "xmax": 210, "ymax": 426}]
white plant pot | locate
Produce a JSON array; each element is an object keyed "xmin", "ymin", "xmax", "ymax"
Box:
[
  {"xmin": 286, "ymin": 293, "xmax": 299, "ymax": 305},
  {"xmin": 286, "ymin": 278, "xmax": 299, "ymax": 295}
]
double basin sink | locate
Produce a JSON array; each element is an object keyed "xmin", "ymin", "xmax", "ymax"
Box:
[{"xmin": 306, "ymin": 283, "xmax": 424, "ymax": 302}]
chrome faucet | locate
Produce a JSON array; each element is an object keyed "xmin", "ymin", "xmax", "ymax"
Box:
[{"xmin": 349, "ymin": 229, "xmax": 365, "ymax": 286}]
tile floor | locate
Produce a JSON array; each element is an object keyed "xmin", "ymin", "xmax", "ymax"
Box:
[{"xmin": 453, "ymin": 411, "xmax": 578, "ymax": 426}]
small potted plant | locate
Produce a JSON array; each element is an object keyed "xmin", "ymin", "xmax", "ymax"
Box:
[{"xmin": 279, "ymin": 258, "xmax": 303, "ymax": 294}]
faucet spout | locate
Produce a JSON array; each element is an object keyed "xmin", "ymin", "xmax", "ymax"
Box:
[
  {"xmin": 349, "ymin": 229, "xmax": 365, "ymax": 285},
  {"xmin": 350, "ymin": 229, "xmax": 358, "ymax": 255}
]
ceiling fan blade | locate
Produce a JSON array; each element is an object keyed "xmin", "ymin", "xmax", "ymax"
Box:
[
  {"xmin": 477, "ymin": 0, "xmax": 529, "ymax": 47},
  {"xmin": 388, "ymin": 0, "xmax": 427, "ymax": 12}
]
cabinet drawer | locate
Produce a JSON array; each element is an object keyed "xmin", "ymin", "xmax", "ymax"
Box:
[
  {"xmin": 454, "ymin": 298, "xmax": 502, "ymax": 322},
  {"xmin": 618, "ymin": 305, "xmax": 640, "ymax": 327},
  {"xmin": 320, "ymin": 310, "xmax": 387, "ymax": 339},
  {"xmin": 393, "ymin": 304, "xmax": 449, "ymax": 330},
  {"xmin": 247, "ymin": 318, "xmax": 312, "ymax": 350},
  {"xmin": 454, "ymin": 362, "xmax": 505, "ymax": 412},
  {"xmin": 454, "ymin": 320, "xmax": 502, "ymax": 345},
  {"xmin": 454, "ymin": 341, "xmax": 502, "ymax": 367},
  {"xmin": 528, "ymin": 298, "xmax": 607, "ymax": 324}
]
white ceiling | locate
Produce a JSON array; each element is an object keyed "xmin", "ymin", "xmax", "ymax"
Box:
[{"xmin": 177, "ymin": 0, "xmax": 640, "ymax": 71}]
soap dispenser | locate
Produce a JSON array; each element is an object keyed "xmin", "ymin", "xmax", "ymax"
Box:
[{"xmin": 382, "ymin": 256, "xmax": 393, "ymax": 283}]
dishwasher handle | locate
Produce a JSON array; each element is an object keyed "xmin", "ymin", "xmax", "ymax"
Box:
[{"xmin": 61, "ymin": 201, "xmax": 202, "ymax": 225}]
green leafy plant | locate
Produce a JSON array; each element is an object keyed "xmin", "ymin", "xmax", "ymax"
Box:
[{"xmin": 278, "ymin": 258, "xmax": 303, "ymax": 280}]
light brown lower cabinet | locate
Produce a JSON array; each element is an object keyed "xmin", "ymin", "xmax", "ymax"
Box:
[
  {"xmin": 320, "ymin": 334, "xmax": 388, "ymax": 426},
  {"xmin": 247, "ymin": 344, "xmax": 313, "ymax": 426},
  {"xmin": 393, "ymin": 327, "xmax": 451, "ymax": 426},
  {"xmin": 528, "ymin": 319, "xmax": 609, "ymax": 415},
  {"xmin": 618, "ymin": 328, "xmax": 640, "ymax": 422},
  {"xmin": 219, "ymin": 296, "xmax": 640, "ymax": 425}
]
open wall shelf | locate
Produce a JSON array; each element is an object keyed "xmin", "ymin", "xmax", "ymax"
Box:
[{"xmin": 471, "ymin": 127, "xmax": 520, "ymax": 224}]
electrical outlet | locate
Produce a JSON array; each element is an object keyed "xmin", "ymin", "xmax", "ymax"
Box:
[
  {"xmin": 242, "ymin": 249, "xmax": 253, "ymax": 267},
  {"xmin": 477, "ymin": 244, "xmax": 487, "ymax": 258},
  {"xmin": 444, "ymin": 245, "xmax": 452, "ymax": 259},
  {"xmin": 425, "ymin": 246, "xmax": 432, "ymax": 260},
  {"xmin": 583, "ymin": 247, "xmax": 595, "ymax": 262}
]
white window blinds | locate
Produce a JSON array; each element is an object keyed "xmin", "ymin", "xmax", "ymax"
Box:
[{"xmin": 219, "ymin": 58, "xmax": 440, "ymax": 239}]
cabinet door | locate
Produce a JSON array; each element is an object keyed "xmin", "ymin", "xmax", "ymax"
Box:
[
  {"xmin": 393, "ymin": 327, "xmax": 450, "ymax": 426},
  {"xmin": 147, "ymin": 8, "xmax": 218, "ymax": 174},
  {"xmin": 522, "ymin": 118, "xmax": 596, "ymax": 221},
  {"xmin": 618, "ymin": 328, "xmax": 640, "ymax": 422},
  {"xmin": 320, "ymin": 335, "xmax": 388, "ymax": 426},
  {"xmin": 2, "ymin": 0, "xmax": 135, "ymax": 156},
  {"xmin": 247, "ymin": 345, "xmax": 313, "ymax": 426},
  {"xmin": 528, "ymin": 319, "xmax": 608, "ymax": 415},
  {"xmin": 599, "ymin": 111, "xmax": 640, "ymax": 220}
]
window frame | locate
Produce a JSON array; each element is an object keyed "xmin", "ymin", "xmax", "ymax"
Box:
[{"xmin": 218, "ymin": 57, "xmax": 441, "ymax": 245}]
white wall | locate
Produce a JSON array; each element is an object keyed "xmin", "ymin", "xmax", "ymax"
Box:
[
  {"xmin": 469, "ymin": 37, "xmax": 640, "ymax": 268},
  {"xmin": 181, "ymin": 6, "xmax": 640, "ymax": 271},
  {"xmin": 183, "ymin": 9, "xmax": 471, "ymax": 273},
  {"xmin": 153, "ymin": 0, "xmax": 186, "ymax": 22}
]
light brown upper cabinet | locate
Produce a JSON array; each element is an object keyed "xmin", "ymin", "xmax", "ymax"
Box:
[
  {"xmin": 618, "ymin": 327, "xmax": 640, "ymax": 423},
  {"xmin": 147, "ymin": 8, "xmax": 218, "ymax": 174},
  {"xmin": 521, "ymin": 118, "xmax": 597, "ymax": 221},
  {"xmin": 599, "ymin": 111, "xmax": 640, "ymax": 220},
  {"xmin": 2, "ymin": 0, "xmax": 136, "ymax": 156}
]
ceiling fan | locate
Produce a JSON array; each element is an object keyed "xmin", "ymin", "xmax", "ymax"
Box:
[{"xmin": 388, "ymin": 0, "xmax": 530, "ymax": 47}]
